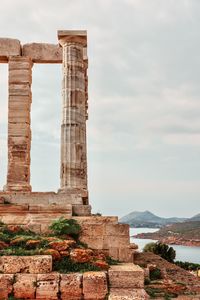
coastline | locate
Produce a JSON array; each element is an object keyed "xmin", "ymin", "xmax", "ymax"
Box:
[{"xmin": 133, "ymin": 233, "xmax": 200, "ymax": 247}]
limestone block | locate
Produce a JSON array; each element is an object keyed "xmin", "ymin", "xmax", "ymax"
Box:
[
  {"xmin": 83, "ymin": 271, "xmax": 108, "ymax": 300},
  {"xmin": 103, "ymin": 236, "xmax": 130, "ymax": 248},
  {"xmin": 36, "ymin": 273, "xmax": 60, "ymax": 299},
  {"xmin": 0, "ymin": 255, "xmax": 52, "ymax": 274},
  {"xmin": 108, "ymin": 288, "xmax": 149, "ymax": 300},
  {"xmin": 9, "ymin": 69, "xmax": 32, "ymax": 84},
  {"xmin": 0, "ymin": 38, "xmax": 21, "ymax": 62},
  {"xmin": 72, "ymin": 204, "xmax": 91, "ymax": 216},
  {"xmin": 79, "ymin": 236, "xmax": 104, "ymax": 250},
  {"xmin": 118, "ymin": 248, "xmax": 133, "ymax": 263},
  {"xmin": 0, "ymin": 274, "xmax": 13, "ymax": 299},
  {"xmin": 29, "ymin": 203, "xmax": 72, "ymax": 214},
  {"xmin": 8, "ymin": 123, "xmax": 31, "ymax": 137},
  {"xmin": 9, "ymin": 83, "xmax": 31, "ymax": 96},
  {"xmin": 0, "ymin": 213, "xmax": 30, "ymax": 225},
  {"xmin": 0, "ymin": 204, "xmax": 28, "ymax": 212},
  {"xmin": 80, "ymin": 223, "xmax": 104, "ymax": 237},
  {"xmin": 23, "ymin": 43, "xmax": 62, "ymax": 63},
  {"xmin": 108, "ymin": 264, "xmax": 144, "ymax": 289},
  {"xmin": 60, "ymin": 273, "xmax": 83, "ymax": 299},
  {"xmin": 14, "ymin": 274, "xmax": 37, "ymax": 299},
  {"xmin": 104, "ymin": 224, "xmax": 129, "ymax": 236}
]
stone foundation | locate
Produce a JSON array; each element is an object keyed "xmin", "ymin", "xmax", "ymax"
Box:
[
  {"xmin": 0, "ymin": 200, "xmax": 133, "ymax": 262},
  {"xmin": 0, "ymin": 255, "xmax": 148, "ymax": 300}
]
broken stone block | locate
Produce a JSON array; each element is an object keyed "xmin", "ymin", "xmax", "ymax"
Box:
[
  {"xmin": 13, "ymin": 274, "xmax": 37, "ymax": 299},
  {"xmin": 22, "ymin": 43, "xmax": 62, "ymax": 63},
  {"xmin": 83, "ymin": 271, "xmax": 108, "ymax": 300},
  {"xmin": 36, "ymin": 273, "xmax": 60, "ymax": 299},
  {"xmin": 108, "ymin": 263, "xmax": 144, "ymax": 289},
  {"xmin": 60, "ymin": 273, "xmax": 83, "ymax": 299},
  {"xmin": 0, "ymin": 255, "xmax": 52, "ymax": 274},
  {"xmin": 0, "ymin": 38, "xmax": 21, "ymax": 62},
  {"xmin": 0, "ymin": 274, "xmax": 13, "ymax": 300}
]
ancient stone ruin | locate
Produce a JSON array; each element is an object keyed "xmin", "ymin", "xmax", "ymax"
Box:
[{"xmin": 0, "ymin": 31, "xmax": 148, "ymax": 299}]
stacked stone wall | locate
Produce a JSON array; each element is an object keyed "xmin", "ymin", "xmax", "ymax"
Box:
[{"xmin": 0, "ymin": 256, "xmax": 147, "ymax": 300}]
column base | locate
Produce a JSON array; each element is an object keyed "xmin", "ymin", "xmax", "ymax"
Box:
[{"xmin": 3, "ymin": 184, "xmax": 32, "ymax": 193}]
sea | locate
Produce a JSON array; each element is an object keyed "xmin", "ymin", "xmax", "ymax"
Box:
[{"xmin": 130, "ymin": 228, "xmax": 200, "ymax": 264}]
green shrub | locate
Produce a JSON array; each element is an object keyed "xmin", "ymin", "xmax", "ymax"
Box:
[
  {"xmin": 149, "ymin": 267, "xmax": 162, "ymax": 280},
  {"xmin": 53, "ymin": 256, "xmax": 101, "ymax": 273},
  {"xmin": 143, "ymin": 242, "xmax": 176, "ymax": 263},
  {"xmin": 106, "ymin": 256, "xmax": 120, "ymax": 265},
  {"xmin": 144, "ymin": 277, "xmax": 151, "ymax": 285},
  {"xmin": 175, "ymin": 260, "xmax": 200, "ymax": 271},
  {"xmin": 49, "ymin": 217, "xmax": 81, "ymax": 239}
]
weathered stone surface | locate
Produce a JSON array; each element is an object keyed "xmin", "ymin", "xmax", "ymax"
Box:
[
  {"xmin": 60, "ymin": 273, "xmax": 83, "ymax": 299},
  {"xmin": 5, "ymin": 56, "xmax": 33, "ymax": 193},
  {"xmin": 43, "ymin": 249, "xmax": 61, "ymax": 260},
  {"xmin": 23, "ymin": 42, "xmax": 62, "ymax": 63},
  {"xmin": 0, "ymin": 274, "xmax": 13, "ymax": 299},
  {"xmin": 36, "ymin": 273, "xmax": 59, "ymax": 299},
  {"xmin": 58, "ymin": 31, "xmax": 88, "ymax": 193},
  {"xmin": 118, "ymin": 247, "xmax": 133, "ymax": 263},
  {"xmin": 58, "ymin": 30, "xmax": 87, "ymax": 47},
  {"xmin": 70, "ymin": 248, "xmax": 93, "ymax": 263},
  {"xmin": 0, "ymin": 255, "xmax": 52, "ymax": 274},
  {"xmin": 108, "ymin": 264, "xmax": 144, "ymax": 289},
  {"xmin": 0, "ymin": 191, "xmax": 82, "ymax": 206},
  {"xmin": 29, "ymin": 203, "xmax": 72, "ymax": 213},
  {"xmin": 83, "ymin": 271, "xmax": 108, "ymax": 299},
  {"xmin": 109, "ymin": 288, "xmax": 149, "ymax": 300},
  {"xmin": 49, "ymin": 239, "xmax": 75, "ymax": 251},
  {"xmin": 0, "ymin": 38, "xmax": 21, "ymax": 62},
  {"xmin": 14, "ymin": 274, "xmax": 37, "ymax": 299},
  {"xmin": 72, "ymin": 204, "xmax": 91, "ymax": 216}
]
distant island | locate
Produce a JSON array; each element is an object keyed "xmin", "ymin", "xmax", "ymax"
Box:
[
  {"xmin": 133, "ymin": 221, "xmax": 200, "ymax": 247},
  {"xmin": 120, "ymin": 210, "xmax": 199, "ymax": 228}
]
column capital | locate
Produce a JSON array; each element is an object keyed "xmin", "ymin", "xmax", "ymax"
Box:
[{"xmin": 57, "ymin": 30, "xmax": 87, "ymax": 47}]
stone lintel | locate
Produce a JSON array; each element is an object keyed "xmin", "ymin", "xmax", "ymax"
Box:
[
  {"xmin": 0, "ymin": 38, "xmax": 21, "ymax": 63},
  {"xmin": 58, "ymin": 30, "xmax": 87, "ymax": 47},
  {"xmin": 22, "ymin": 43, "xmax": 62, "ymax": 63}
]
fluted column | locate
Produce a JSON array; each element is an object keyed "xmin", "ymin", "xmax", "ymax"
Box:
[
  {"xmin": 4, "ymin": 56, "xmax": 32, "ymax": 192},
  {"xmin": 58, "ymin": 30, "xmax": 88, "ymax": 193}
]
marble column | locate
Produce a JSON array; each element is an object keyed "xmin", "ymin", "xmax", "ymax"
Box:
[
  {"xmin": 58, "ymin": 30, "xmax": 88, "ymax": 193},
  {"xmin": 4, "ymin": 56, "xmax": 32, "ymax": 192}
]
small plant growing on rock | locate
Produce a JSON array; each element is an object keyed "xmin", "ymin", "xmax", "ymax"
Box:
[
  {"xmin": 49, "ymin": 217, "xmax": 81, "ymax": 239},
  {"xmin": 149, "ymin": 267, "xmax": 162, "ymax": 281}
]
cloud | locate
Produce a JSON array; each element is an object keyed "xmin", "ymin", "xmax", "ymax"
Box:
[{"xmin": 0, "ymin": 0, "xmax": 199, "ymax": 216}]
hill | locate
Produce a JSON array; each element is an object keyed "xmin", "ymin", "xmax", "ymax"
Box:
[
  {"xmin": 120, "ymin": 210, "xmax": 186, "ymax": 228},
  {"xmin": 190, "ymin": 213, "xmax": 200, "ymax": 221},
  {"xmin": 133, "ymin": 221, "xmax": 200, "ymax": 246}
]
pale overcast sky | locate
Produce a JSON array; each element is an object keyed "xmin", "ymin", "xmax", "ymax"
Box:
[{"xmin": 0, "ymin": 0, "xmax": 200, "ymax": 218}]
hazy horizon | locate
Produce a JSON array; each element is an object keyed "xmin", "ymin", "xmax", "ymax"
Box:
[{"xmin": 0, "ymin": 0, "xmax": 200, "ymax": 218}]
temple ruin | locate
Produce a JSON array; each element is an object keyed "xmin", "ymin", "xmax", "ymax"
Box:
[
  {"xmin": 0, "ymin": 30, "xmax": 150, "ymax": 300},
  {"xmin": 0, "ymin": 30, "xmax": 134, "ymax": 262},
  {"xmin": 0, "ymin": 31, "xmax": 90, "ymax": 215}
]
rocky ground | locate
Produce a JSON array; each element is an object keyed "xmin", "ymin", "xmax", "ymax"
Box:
[{"xmin": 134, "ymin": 252, "xmax": 200, "ymax": 299}]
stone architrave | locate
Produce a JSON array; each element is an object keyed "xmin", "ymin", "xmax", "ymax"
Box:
[
  {"xmin": 58, "ymin": 31, "xmax": 88, "ymax": 195},
  {"xmin": 4, "ymin": 56, "xmax": 33, "ymax": 192}
]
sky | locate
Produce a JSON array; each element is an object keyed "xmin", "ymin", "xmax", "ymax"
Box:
[{"xmin": 0, "ymin": 0, "xmax": 200, "ymax": 218}]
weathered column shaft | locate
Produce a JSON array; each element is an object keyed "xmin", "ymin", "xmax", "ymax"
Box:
[
  {"xmin": 4, "ymin": 56, "xmax": 32, "ymax": 192},
  {"xmin": 58, "ymin": 31, "xmax": 88, "ymax": 192}
]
